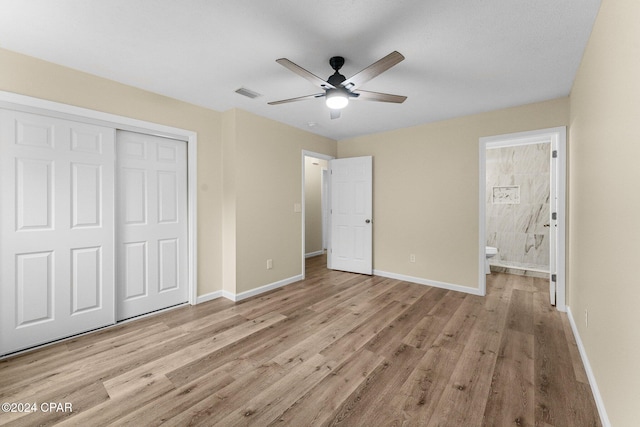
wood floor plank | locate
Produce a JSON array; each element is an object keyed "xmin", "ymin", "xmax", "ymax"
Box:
[
  {"xmin": 271, "ymin": 348, "xmax": 386, "ymax": 426},
  {"xmin": 0, "ymin": 325, "xmax": 188, "ymax": 403},
  {"xmin": 327, "ymin": 343, "xmax": 425, "ymax": 426},
  {"xmin": 112, "ymin": 365, "xmax": 235, "ymax": 426},
  {"xmin": 403, "ymin": 290, "xmax": 466, "ymax": 350},
  {"xmin": 533, "ymin": 288, "xmax": 601, "ymax": 427},
  {"xmin": 165, "ymin": 307, "xmax": 337, "ymax": 387},
  {"xmin": 307, "ymin": 274, "xmax": 387, "ymax": 313},
  {"xmin": 56, "ymin": 375, "xmax": 175, "ymax": 427},
  {"xmin": 164, "ymin": 362, "xmax": 287, "ymax": 426},
  {"xmin": 212, "ymin": 353, "xmax": 335, "ymax": 426},
  {"xmin": 426, "ymin": 275, "xmax": 512, "ymax": 427},
  {"xmin": 0, "ymin": 256, "xmax": 602, "ymax": 427},
  {"xmin": 272, "ymin": 309, "xmax": 371, "ymax": 369},
  {"xmin": 506, "ymin": 288, "xmax": 535, "ymax": 335},
  {"xmin": 102, "ymin": 312, "xmax": 286, "ymax": 398},
  {"xmin": 320, "ymin": 300, "xmax": 404, "ymax": 362},
  {"xmin": 0, "ymin": 321, "xmax": 165, "ymax": 390},
  {"xmin": 482, "ymin": 328, "xmax": 535, "ymax": 427},
  {"xmin": 534, "ymin": 289, "xmax": 572, "ymax": 427},
  {"xmin": 393, "ymin": 339, "xmax": 466, "ymax": 426},
  {"xmin": 365, "ymin": 287, "xmax": 447, "ymax": 359},
  {"xmin": 332, "ymin": 277, "xmax": 400, "ymax": 314}
]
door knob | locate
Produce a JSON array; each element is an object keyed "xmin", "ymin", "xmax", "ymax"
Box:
[{"xmin": 365, "ymin": 219, "xmax": 371, "ymax": 224}]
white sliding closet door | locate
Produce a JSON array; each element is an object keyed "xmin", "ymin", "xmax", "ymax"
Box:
[
  {"xmin": 116, "ymin": 131, "xmax": 188, "ymax": 321},
  {"xmin": 0, "ymin": 110, "xmax": 115, "ymax": 355}
]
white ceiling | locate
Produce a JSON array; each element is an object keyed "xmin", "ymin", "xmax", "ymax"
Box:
[{"xmin": 0, "ymin": 0, "xmax": 601, "ymax": 140}]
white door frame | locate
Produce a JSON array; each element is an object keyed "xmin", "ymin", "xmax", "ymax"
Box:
[
  {"xmin": 0, "ymin": 91, "xmax": 198, "ymax": 307},
  {"xmin": 479, "ymin": 126, "xmax": 566, "ymax": 311},
  {"xmin": 301, "ymin": 150, "xmax": 334, "ymax": 278}
]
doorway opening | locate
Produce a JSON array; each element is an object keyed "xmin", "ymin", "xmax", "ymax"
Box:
[
  {"xmin": 301, "ymin": 151, "xmax": 334, "ymax": 278},
  {"xmin": 479, "ymin": 127, "xmax": 566, "ymax": 310}
]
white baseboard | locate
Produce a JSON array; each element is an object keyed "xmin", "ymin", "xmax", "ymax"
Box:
[
  {"xmin": 233, "ymin": 274, "xmax": 303, "ymax": 301},
  {"xmin": 305, "ymin": 250, "xmax": 324, "ymax": 258},
  {"xmin": 196, "ymin": 290, "xmax": 223, "ymax": 304},
  {"xmin": 198, "ymin": 275, "xmax": 304, "ymax": 303},
  {"xmin": 566, "ymin": 306, "xmax": 611, "ymax": 427},
  {"xmin": 373, "ymin": 270, "xmax": 484, "ymax": 296}
]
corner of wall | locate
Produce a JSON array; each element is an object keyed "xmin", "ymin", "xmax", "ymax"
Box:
[{"xmin": 221, "ymin": 109, "xmax": 238, "ymax": 295}]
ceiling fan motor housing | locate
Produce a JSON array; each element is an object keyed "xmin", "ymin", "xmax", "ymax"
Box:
[
  {"xmin": 326, "ymin": 56, "xmax": 346, "ymax": 87},
  {"xmin": 329, "ymin": 56, "xmax": 345, "ymax": 71}
]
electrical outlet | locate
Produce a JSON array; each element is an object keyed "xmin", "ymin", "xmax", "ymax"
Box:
[
  {"xmin": 267, "ymin": 259, "xmax": 273, "ymax": 270},
  {"xmin": 585, "ymin": 309, "xmax": 588, "ymax": 328},
  {"xmin": 410, "ymin": 254, "xmax": 416, "ymax": 263}
]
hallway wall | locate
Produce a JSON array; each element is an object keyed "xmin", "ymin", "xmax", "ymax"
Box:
[{"xmin": 568, "ymin": 0, "xmax": 640, "ymax": 424}]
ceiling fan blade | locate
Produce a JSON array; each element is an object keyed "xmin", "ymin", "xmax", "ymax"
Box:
[
  {"xmin": 268, "ymin": 93, "xmax": 325, "ymax": 105},
  {"xmin": 276, "ymin": 58, "xmax": 336, "ymax": 89},
  {"xmin": 352, "ymin": 90, "xmax": 407, "ymax": 103},
  {"xmin": 341, "ymin": 51, "xmax": 405, "ymax": 90},
  {"xmin": 330, "ymin": 109, "xmax": 341, "ymax": 120}
]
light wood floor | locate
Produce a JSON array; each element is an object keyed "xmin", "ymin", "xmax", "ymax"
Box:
[{"xmin": 0, "ymin": 255, "xmax": 601, "ymax": 426}]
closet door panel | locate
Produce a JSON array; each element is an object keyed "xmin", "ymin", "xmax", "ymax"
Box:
[
  {"xmin": 116, "ymin": 131, "xmax": 188, "ymax": 321},
  {"xmin": 1, "ymin": 110, "xmax": 115, "ymax": 355}
]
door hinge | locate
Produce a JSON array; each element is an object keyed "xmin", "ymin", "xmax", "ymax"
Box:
[
  {"xmin": 552, "ymin": 150, "xmax": 558, "ymax": 158},
  {"xmin": 551, "ymin": 274, "xmax": 557, "ymax": 282},
  {"xmin": 551, "ymin": 212, "xmax": 557, "ymax": 220}
]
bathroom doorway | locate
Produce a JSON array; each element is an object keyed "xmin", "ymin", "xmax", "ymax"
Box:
[{"xmin": 479, "ymin": 127, "xmax": 566, "ymax": 310}]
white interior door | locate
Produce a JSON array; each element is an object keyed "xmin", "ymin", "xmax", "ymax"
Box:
[
  {"xmin": 116, "ymin": 131, "xmax": 188, "ymax": 321},
  {"xmin": 329, "ymin": 156, "xmax": 373, "ymax": 275},
  {"xmin": 0, "ymin": 110, "xmax": 115, "ymax": 355}
]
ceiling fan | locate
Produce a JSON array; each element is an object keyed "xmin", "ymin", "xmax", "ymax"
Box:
[{"xmin": 268, "ymin": 51, "xmax": 407, "ymax": 119}]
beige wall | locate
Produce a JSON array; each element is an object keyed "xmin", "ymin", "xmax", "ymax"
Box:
[
  {"xmin": 338, "ymin": 98, "xmax": 568, "ymax": 290},
  {"xmin": 0, "ymin": 48, "xmax": 224, "ymax": 297},
  {"xmin": 305, "ymin": 156, "xmax": 328, "ymax": 255},
  {"xmin": 228, "ymin": 110, "xmax": 336, "ymax": 294},
  {"xmin": 569, "ymin": 0, "xmax": 640, "ymax": 424}
]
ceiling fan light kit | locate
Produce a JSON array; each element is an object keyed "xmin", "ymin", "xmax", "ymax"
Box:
[
  {"xmin": 269, "ymin": 51, "xmax": 407, "ymax": 119},
  {"xmin": 325, "ymin": 88, "xmax": 349, "ymax": 109}
]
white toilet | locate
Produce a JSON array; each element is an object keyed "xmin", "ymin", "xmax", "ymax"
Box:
[{"xmin": 485, "ymin": 246, "xmax": 498, "ymax": 273}]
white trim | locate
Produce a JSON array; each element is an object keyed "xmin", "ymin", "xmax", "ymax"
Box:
[
  {"xmin": 373, "ymin": 270, "xmax": 484, "ymax": 296},
  {"xmin": 0, "ymin": 91, "xmax": 199, "ymax": 307},
  {"xmin": 222, "ymin": 274, "xmax": 304, "ymax": 302},
  {"xmin": 305, "ymin": 250, "xmax": 324, "ymax": 258},
  {"xmin": 301, "ymin": 150, "xmax": 335, "ymax": 279},
  {"xmin": 196, "ymin": 291, "xmax": 224, "ymax": 304},
  {"xmin": 566, "ymin": 307, "xmax": 612, "ymax": 427},
  {"xmin": 479, "ymin": 126, "xmax": 566, "ymax": 310},
  {"xmin": 221, "ymin": 290, "xmax": 236, "ymax": 301}
]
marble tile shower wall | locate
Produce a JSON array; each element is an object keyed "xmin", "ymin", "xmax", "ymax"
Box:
[{"xmin": 486, "ymin": 143, "xmax": 550, "ymax": 271}]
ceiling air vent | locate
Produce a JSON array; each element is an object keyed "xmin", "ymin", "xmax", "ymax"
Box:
[{"xmin": 235, "ymin": 87, "xmax": 262, "ymax": 99}]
